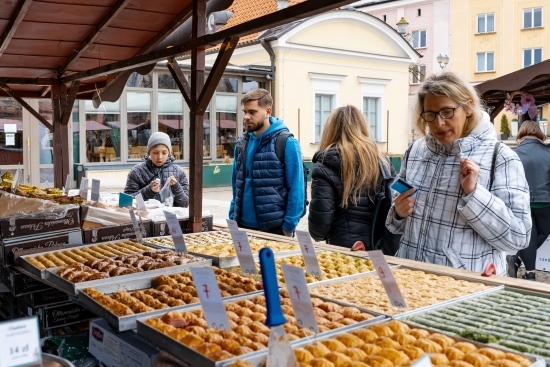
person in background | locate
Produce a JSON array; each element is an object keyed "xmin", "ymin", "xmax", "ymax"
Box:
[
  {"xmin": 386, "ymin": 70, "xmax": 531, "ymax": 276},
  {"xmin": 507, "ymin": 120, "xmax": 550, "ymax": 281},
  {"xmin": 308, "ymin": 105, "xmax": 394, "ymax": 248},
  {"xmin": 125, "ymin": 132, "xmax": 189, "ymax": 207},
  {"xmin": 229, "ymin": 88, "xmax": 304, "ymax": 236}
]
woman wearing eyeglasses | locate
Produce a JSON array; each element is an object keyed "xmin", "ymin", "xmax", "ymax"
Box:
[{"xmin": 385, "ymin": 70, "xmax": 531, "ymax": 276}]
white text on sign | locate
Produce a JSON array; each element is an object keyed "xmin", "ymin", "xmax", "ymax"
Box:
[{"xmin": 0, "ymin": 316, "xmax": 42, "ymax": 367}]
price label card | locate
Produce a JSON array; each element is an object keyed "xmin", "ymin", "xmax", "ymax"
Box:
[
  {"xmin": 79, "ymin": 178, "xmax": 88, "ymax": 200},
  {"xmin": 135, "ymin": 193, "xmax": 146, "ymax": 212},
  {"xmin": 91, "ymin": 179, "xmax": 100, "ymax": 202},
  {"xmin": 190, "ymin": 267, "xmax": 230, "ymax": 330},
  {"xmin": 295, "ymin": 230, "xmax": 322, "ymax": 278},
  {"xmin": 0, "ymin": 316, "xmax": 42, "ymax": 367},
  {"xmin": 128, "ymin": 210, "xmax": 143, "ymax": 243},
  {"xmin": 281, "ymin": 263, "xmax": 319, "ymax": 334},
  {"xmin": 411, "ymin": 354, "xmax": 432, "ymax": 367},
  {"xmin": 11, "ymin": 167, "xmax": 22, "ymax": 189},
  {"xmin": 164, "ymin": 211, "xmax": 186, "ymax": 253},
  {"xmin": 230, "ymin": 230, "xmax": 257, "ymax": 275},
  {"xmin": 226, "ymin": 219, "xmax": 239, "ymax": 232},
  {"xmin": 367, "ymin": 250, "xmax": 408, "ymax": 309},
  {"xmin": 63, "ymin": 174, "xmax": 72, "ymax": 195}
]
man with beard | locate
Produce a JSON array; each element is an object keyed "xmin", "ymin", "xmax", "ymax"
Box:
[{"xmin": 229, "ymin": 88, "xmax": 304, "ymax": 236}]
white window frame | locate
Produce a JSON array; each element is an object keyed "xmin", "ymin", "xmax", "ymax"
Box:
[
  {"xmin": 523, "ymin": 7, "xmax": 543, "ymax": 29},
  {"xmin": 309, "ymin": 73, "xmax": 345, "ymax": 144},
  {"xmin": 524, "ymin": 48, "xmax": 543, "ymax": 68},
  {"xmin": 476, "ymin": 52, "xmax": 495, "ymax": 72},
  {"xmin": 477, "ymin": 13, "xmax": 495, "ymax": 34},
  {"xmin": 357, "ymin": 77, "xmax": 390, "ymax": 142},
  {"xmin": 314, "ymin": 94, "xmax": 334, "ymax": 144},
  {"xmin": 412, "ymin": 30, "xmax": 427, "ymax": 49}
]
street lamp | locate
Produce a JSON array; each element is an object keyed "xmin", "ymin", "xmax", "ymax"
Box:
[
  {"xmin": 396, "ymin": 17, "xmax": 409, "ymax": 36},
  {"xmin": 437, "ymin": 54, "xmax": 450, "ymax": 69}
]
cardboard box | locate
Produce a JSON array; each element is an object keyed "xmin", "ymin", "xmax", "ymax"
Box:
[
  {"xmin": 0, "ymin": 229, "xmax": 82, "ymax": 266},
  {"xmin": 0, "ymin": 206, "xmax": 80, "ymax": 240},
  {"xmin": 29, "ymin": 301, "xmax": 96, "ymax": 329},
  {"xmin": 23, "ymin": 288, "xmax": 69, "ymax": 307},
  {"xmin": 152, "ymin": 215, "xmax": 213, "ymax": 236},
  {"xmin": 0, "ymin": 265, "xmax": 51, "ymax": 296},
  {"xmin": 82, "ymin": 220, "xmax": 153, "ymax": 244},
  {"xmin": 89, "ymin": 318, "xmax": 159, "ymax": 367}
]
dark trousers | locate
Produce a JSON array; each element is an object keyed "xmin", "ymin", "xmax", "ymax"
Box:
[
  {"xmin": 518, "ymin": 206, "xmax": 550, "ymax": 270},
  {"xmin": 238, "ymin": 223, "xmax": 285, "ymax": 236}
]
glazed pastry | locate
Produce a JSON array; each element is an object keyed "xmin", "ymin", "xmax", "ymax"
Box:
[
  {"xmin": 309, "ymin": 358, "xmax": 336, "ymax": 367},
  {"xmin": 370, "ymin": 324, "xmax": 394, "ymax": 337},
  {"xmin": 359, "ymin": 343, "xmax": 382, "ymax": 356},
  {"xmin": 444, "ymin": 347, "xmax": 465, "ymax": 361},
  {"xmin": 180, "ymin": 333, "xmax": 204, "ymax": 348},
  {"xmin": 463, "ymin": 353, "xmax": 492, "ymax": 367},
  {"xmin": 414, "ymin": 338, "xmax": 443, "ymax": 353},
  {"xmin": 450, "ymin": 361, "xmax": 476, "ymax": 367},
  {"xmin": 402, "ymin": 345, "xmax": 425, "ymax": 360},
  {"xmin": 294, "ymin": 348, "xmax": 315, "ymax": 363},
  {"xmin": 379, "ymin": 348, "xmax": 411, "ymax": 365},
  {"xmin": 409, "ymin": 328, "xmax": 431, "ymax": 339},
  {"xmin": 229, "ymin": 360, "xmax": 255, "ymax": 367},
  {"xmin": 453, "ymin": 342, "xmax": 478, "ymax": 354},
  {"xmin": 206, "ymin": 350, "xmax": 235, "ymax": 361},
  {"xmin": 194, "ymin": 342, "xmax": 221, "ymax": 355},
  {"xmin": 366, "ymin": 355, "xmax": 394, "ymax": 367},
  {"xmin": 344, "ymin": 347, "xmax": 368, "ymax": 361},
  {"xmin": 321, "ymin": 339, "xmax": 347, "ymax": 353},
  {"xmin": 347, "ymin": 363, "xmax": 370, "ymax": 367},
  {"xmin": 334, "ymin": 333, "xmax": 364, "ymax": 348},
  {"xmin": 305, "ymin": 343, "xmax": 332, "ymax": 358},
  {"xmin": 503, "ymin": 353, "xmax": 531, "ymax": 367},
  {"xmin": 429, "ymin": 333, "xmax": 456, "ymax": 349},
  {"xmin": 220, "ymin": 339, "xmax": 240, "ymax": 351},
  {"xmin": 388, "ymin": 320, "xmax": 411, "ymax": 334},
  {"xmin": 478, "ymin": 348, "xmax": 505, "ymax": 360},
  {"xmin": 429, "ymin": 353, "xmax": 450, "ymax": 365},
  {"xmin": 351, "ymin": 328, "xmax": 378, "ymax": 342},
  {"xmin": 228, "ymin": 346, "xmax": 255, "ymax": 356},
  {"xmin": 324, "ymin": 351, "xmax": 352, "ymax": 367},
  {"xmin": 392, "ymin": 333, "xmax": 416, "ymax": 346},
  {"xmin": 245, "ymin": 341, "xmax": 267, "ymax": 351},
  {"xmin": 491, "ymin": 360, "xmax": 522, "ymax": 367},
  {"xmin": 375, "ymin": 337, "xmax": 401, "ymax": 349}
]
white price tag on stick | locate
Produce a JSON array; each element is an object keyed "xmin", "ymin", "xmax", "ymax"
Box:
[
  {"xmin": 0, "ymin": 316, "xmax": 42, "ymax": 367},
  {"xmin": 164, "ymin": 211, "xmax": 186, "ymax": 253},
  {"xmin": 91, "ymin": 179, "xmax": 100, "ymax": 202},
  {"xmin": 135, "ymin": 193, "xmax": 146, "ymax": 211},
  {"xmin": 411, "ymin": 354, "xmax": 432, "ymax": 367},
  {"xmin": 64, "ymin": 174, "xmax": 72, "ymax": 195},
  {"xmin": 230, "ymin": 230, "xmax": 257, "ymax": 275},
  {"xmin": 295, "ymin": 230, "xmax": 322, "ymax": 278},
  {"xmin": 281, "ymin": 263, "xmax": 319, "ymax": 334},
  {"xmin": 128, "ymin": 210, "xmax": 143, "ymax": 243},
  {"xmin": 190, "ymin": 267, "xmax": 230, "ymax": 330},
  {"xmin": 226, "ymin": 219, "xmax": 239, "ymax": 232},
  {"xmin": 79, "ymin": 177, "xmax": 88, "ymax": 200},
  {"xmin": 367, "ymin": 250, "xmax": 408, "ymax": 309}
]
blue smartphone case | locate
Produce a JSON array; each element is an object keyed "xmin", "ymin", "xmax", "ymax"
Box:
[{"xmin": 391, "ymin": 179, "xmax": 414, "ymax": 194}]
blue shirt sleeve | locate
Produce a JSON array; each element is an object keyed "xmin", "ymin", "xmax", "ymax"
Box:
[
  {"xmin": 283, "ymin": 136, "xmax": 305, "ymax": 233},
  {"xmin": 228, "ymin": 145, "xmax": 238, "ymax": 219}
]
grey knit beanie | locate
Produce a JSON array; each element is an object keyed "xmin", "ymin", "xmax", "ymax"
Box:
[{"xmin": 147, "ymin": 132, "xmax": 172, "ymax": 155}]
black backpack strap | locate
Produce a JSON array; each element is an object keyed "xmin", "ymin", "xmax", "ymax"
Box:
[
  {"xmin": 488, "ymin": 142, "xmax": 500, "ymax": 191},
  {"xmin": 275, "ymin": 131, "xmax": 292, "ymax": 164}
]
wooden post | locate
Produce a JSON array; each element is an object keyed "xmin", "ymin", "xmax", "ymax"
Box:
[{"xmin": 51, "ymin": 83, "xmax": 70, "ymax": 188}]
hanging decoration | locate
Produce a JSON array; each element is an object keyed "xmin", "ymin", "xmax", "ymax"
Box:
[{"xmin": 503, "ymin": 91, "xmax": 538, "ymax": 119}]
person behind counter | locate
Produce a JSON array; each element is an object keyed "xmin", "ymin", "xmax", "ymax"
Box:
[
  {"xmin": 124, "ymin": 131, "xmax": 189, "ymax": 207},
  {"xmin": 308, "ymin": 105, "xmax": 395, "ymax": 248},
  {"xmin": 386, "ymin": 70, "xmax": 531, "ymax": 276},
  {"xmin": 507, "ymin": 120, "xmax": 550, "ymax": 281}
]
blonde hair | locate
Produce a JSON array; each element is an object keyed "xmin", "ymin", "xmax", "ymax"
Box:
[
  {"xmin": 319, "ymin": 105, "xmax": 390, "ymax": 208},
  {"xmin": 517, "ymin": 120, "xmax": 546, "ymax": 141},
  {"xmin": 413, "ymin": 70, "xmax": 485, "ymax": 138}
]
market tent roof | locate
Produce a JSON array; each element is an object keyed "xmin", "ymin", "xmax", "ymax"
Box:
[{"xmin": 476, "ymin": 59, "xmax": 550, "ymax": 120}]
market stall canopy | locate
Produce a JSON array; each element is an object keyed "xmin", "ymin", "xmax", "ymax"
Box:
[{"xmin": 476, "ymin": 59, "xmax": 550, "ymax": 120}]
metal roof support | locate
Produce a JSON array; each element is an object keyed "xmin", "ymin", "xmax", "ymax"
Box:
[
  {"xmin": 0, "ymin": 0, "xmax": 33, "ymax": 57},
  {"xmin": 188, "ymin": 0, "xmax": 207, "ymax": 233},
  {"xmin": 0, "ymin": 83, "xmax": 53, "ymax": 131}
]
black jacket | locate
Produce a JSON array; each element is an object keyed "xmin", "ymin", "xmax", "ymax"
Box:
[
  {"xmin": 308, "ymin": 147, "xmax": 393, "ymax": 248},
  {"xmin": 513, "ymin": 138, "xmax": 550, "ymax": 203}
]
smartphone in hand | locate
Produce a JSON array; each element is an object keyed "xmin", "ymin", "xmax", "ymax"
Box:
[{"xmin": 391, "ymin": 178, "xmax": 416, "ymax": 196}]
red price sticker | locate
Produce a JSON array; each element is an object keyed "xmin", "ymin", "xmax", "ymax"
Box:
[
  {"xmin": 295, "ymin": 231, "xmax": 322, "ymax": 278},
  {"xmin": 190, "ymin": 267, "xmax": 230, "ymax": 330}
]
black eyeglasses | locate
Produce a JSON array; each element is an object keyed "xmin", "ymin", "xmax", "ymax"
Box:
[{"xmin": 420, "ymin": 105, "xmax": 463, "ymax": 122}]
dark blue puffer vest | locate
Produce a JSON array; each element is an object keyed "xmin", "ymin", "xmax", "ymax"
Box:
[{"xmin": 233, "ymin": 130, "xmax": 287, "ymax": 231}]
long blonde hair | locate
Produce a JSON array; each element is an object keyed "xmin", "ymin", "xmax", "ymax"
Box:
[{"xmin": 319, "ymin": 105, "xmax": 389, "ymax": 208}]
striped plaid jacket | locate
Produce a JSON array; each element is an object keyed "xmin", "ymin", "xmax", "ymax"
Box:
[{"xmin": 386, "ymin": 113, "xmax": 531, "ymax": 276}]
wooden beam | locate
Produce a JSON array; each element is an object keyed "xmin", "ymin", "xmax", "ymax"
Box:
[
  {"xmin": 188, "ymin": 0, "xmax": 206, "ymax": 233},
  {"xmin": 0, "ymin": 0, "xmax": 33, "ymax": 57},
  {"xmin": 58, "ymin": 0, "xmax": 131, "ymax": 75},
  {"xmin": 76, "ymin": 81, "xmax": 107, "ymax": 94},
  {"xmin": 196, "ymin": 36, "xmax": 239, "ymax": 114},
  {"xmin": 61, "ymin": 80, "xmax": 80, "ymax": 125},
  {"xmin": 0, "ymin": 83, "xmax": 53, "ymax": 131},
  {"xmin": 61, "ymin": 0, "xmax": 357, "ymax": 83},
  {"xmin": 0, "ymin": 77, "xmax": 56, "ymax": 85},
  {"xmin": 40, "ymin": 86, "xmax": 51, "ymax": 97},
  {"xmin": 490, "ymin": 100, "xmax": 505, "ymax": 122},
  {"xmin": 166, "ymin": 57, "xmax": 192, "ymax": 107},
  {"xmin": 51, "ymin": 83, "xmax": 70, "ymax": 188}
]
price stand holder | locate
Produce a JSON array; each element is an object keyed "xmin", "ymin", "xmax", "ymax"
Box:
[
  {"xmin": 190, "ymin": 267, "xmax": 230, "ymax": 330},
  {"xmin": 229, "ymin": 230, "xmax": 257, "ymax": 275},
  {"xmin": 128, "ymin": 210, "xmax": 143, "ymax": 243},
  {"xmin": 90, "ymin": 179, "xmax": 100, "ymax": 202},
  {"xmin": 0, "ymin": 316, "xmax": 42, "ymax": 367},
  {"xmin": 63, "ymin": 174, "xmax": 72, "ymax": 195},
  {"xmin": 164, "ymin": 211, "xmax": 186, "ymax": 253},
  {"xmin": 135, "ymin": 193, "xmax": 146, "ymax": 212},
  {"xmin": 295, "ymin": 230, "xmax": 322, "ymax": 278},
  {"xmin": 281, "ymin": 263, "xmax": 319, "ymax": 334},
  {"xmin": 79, "ymin": 178, "xmax": 88, "ymax": 200},
  {"xmin": 367, "ymin": 250, "xmax": 408, "ymax": 310},
  {"xmin": 225, "ymin": 219, "xmax": 239, "ymax": 232}
]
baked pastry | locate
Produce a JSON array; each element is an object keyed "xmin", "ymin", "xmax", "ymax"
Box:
[
  {"xmin": 194, "ymin": 342, "xmax": 221, "ymax": 355},
  {"xmin": 409, "ymin": 328, "xmax": 431, "ymax": 339},
  {"xmin": 334, "ymin": 334, "xmax": 364, "ymax": 348},
  {"xmin": 503, "ymin": 353, "xmax": 531, "ymax": 367},
  {"xmin": 321, "ymin": 339, "xmax": 347, "ymax": 353},
  {"xmin": 366, "ymin": 355, "xmax": 394, "ymax": 367},
  {"xmin": 375, "ymin": 337, "xmax": 401, "ymax": 349},
  {"xmin": 414, "ymin": 338, "xmax": 443, "ymax": 353},
  {"xmin": 344, "ymin": 348, "xmax": 368, "ymax": 362},
  {"xmin": 309, "ymin": 358, "xmax": 336, "ymax": 367},
  {"xmin": 351, "ymin": 328, "xmax": 378, "ymax": 342},
  {"xmin": 379, "ymin": 348, "xmax": 410, "ymax": 365},
  {"xmin": 402, "ymin": 345, "xmax": 425, "ymax": 360},
  {"xmin": 347, "ymin": 363, "xmax": 370, "ymax": 367},
  {"xmin": 359, "ymin": 343, "xmax": 382, "ymax": 356},
  {"xmin": 444, "ymin": 347, "xmax": 465, "ymax": 361},
  {"xmin": 453, "ymin": 342, "xmax": 478, "ymax": 354},
  {"xmin": 228, "ymin": 346, "xmax": 255, "ymax": 356},
  {"xmin": 305, "ymin": 343, "xmax": 332, "ymax": 358},
  {"xmin": 324, "ymin": 351, "xmax": 352, "ymax": 367},
  {"xmin": 206, "ymin": 349, "xmax": 235, "ymax": 361},
  {"xmin": 450, "ymin": 361, "xmax": 476, "ymax": 367},
  {"xmin": 490, "ymin": 360, "xmax": 522, "ymax": 367},
  {"xmin": 370, "ymin": 324, "xmax": 394, "ymax": 337},
  {"xmin": 294, "ymin": 348, "xmax": 315, "ymax": 363},
  {"xmin": 463, "ymin": 354, "xmax": 492, "ymax": 367},
  {"xmin": 391, "ymin": 333, "xmax": 416, "ymax": 346},
  {"xmin": 229, "ymin": 360, "xmax": 255, "ymax": 367},
  {"xmin": 429, "ymin": 333, "xmax": 456, "ymax": 349},
  {"xmin": 478, "ymin": 348, "xmax": 505, "ymax": 360},
  {"xmin": 430, "ymin": 353, "xmax": 450, "ymax": 365},
  {"xmin": 388, "ymin": 320, "xmax": 410, "ymax": 334}
]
